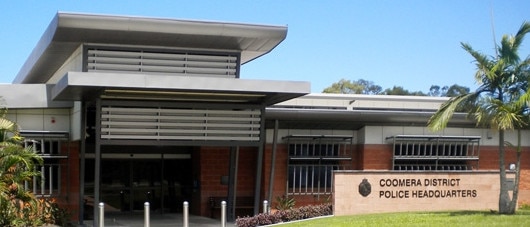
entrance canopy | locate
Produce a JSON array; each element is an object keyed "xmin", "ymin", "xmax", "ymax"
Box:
[{"xmin": 52, "ymin": 72, "xmax": 309, "ymax": 105}]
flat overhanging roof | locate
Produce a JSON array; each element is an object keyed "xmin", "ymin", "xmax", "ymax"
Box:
[
  {"xmin": 14, "ymin": 12, "xmax": 288, "ymax": 84},
  {"xmin": 52, "ymin": 72, "xmax": 310, "ymax": 105},
  {"xmin": 0, "ymin": 84, "xmax": 73, "ymax": 108},
  {"xmin": 264, "ymin": 108, "xmax": 475, "ymax": 129}
]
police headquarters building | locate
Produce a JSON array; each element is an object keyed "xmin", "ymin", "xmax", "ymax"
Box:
[{"xmin": 1, "ymin": 12, "xmax": 530, "ymax": 223}]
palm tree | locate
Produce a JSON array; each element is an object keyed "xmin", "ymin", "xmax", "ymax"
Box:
[
  {"xmin": 0, "ymin": 104, "xmax": 44, "ymax": 225},
  {"xmin": 428, "ymin": 21, "xmax": 530, "ymax": 214}
]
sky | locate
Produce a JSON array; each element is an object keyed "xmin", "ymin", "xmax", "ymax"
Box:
[{"xmin": 0, "ymin": 0, "xmax": 529, "ymax": 93}]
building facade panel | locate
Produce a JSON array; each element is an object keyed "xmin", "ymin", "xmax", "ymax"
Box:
[{"xmin": 7, "ymin": 108, "xmax": 71, "ymax": 132}]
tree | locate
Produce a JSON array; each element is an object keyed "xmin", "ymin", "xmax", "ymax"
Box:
[
  {"xmin": 323, "ymin": 79, "xmax": 468, "ymax": 97},
  {"xmin": 383, "ymin": 86, "xmax": 426, "ymax": 96},
  {"xmin": 322, "ymin": 79, "xmax": 382, "ymax": 94},
  {"xmin": 429, "ymin": 84, "xmax": 470, "ymax": 97},
  {"xmin": 428, "ymin": 85, "xmax": 448, "ymax": 97},
  {"xmin": 428, "ymin": 22, "xmax": 530, "ymax": 214},
  {"xmin": 445, "ymin": 84, "xmax": 470, "ymax": 97}
]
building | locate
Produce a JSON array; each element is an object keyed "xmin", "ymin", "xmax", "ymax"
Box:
[{"xmin": 1, "ymin": 12, "xmax": 529, "ymax": 224}]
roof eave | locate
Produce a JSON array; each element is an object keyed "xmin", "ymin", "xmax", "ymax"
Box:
[
  {"xmin": 51, "ymin": 72, "xmax": 310, "ymax": 106},
  {"xmin": 14, "ymin": 12, "xmax": 288, "ymax": 84}
]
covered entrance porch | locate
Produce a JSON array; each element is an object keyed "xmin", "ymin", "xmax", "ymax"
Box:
[
  {"xmin": 84, "ymin": 149, "xmax": 193, "ymax": 215},
  {"xmin": 54, "ymin": 74, "xmax": 310, "ymax": 225}
]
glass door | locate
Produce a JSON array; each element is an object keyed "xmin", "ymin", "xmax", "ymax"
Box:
[
  {"xmin": 130, "ymin": 160, "xmax": 161, "ymax": 211},
  {"xmin": 92, "ymin": 153, "xmax": 193, "ymax": 213},
  {"xmin": 100, "ymin": 159, "xmax": 162, "ymax": 212},
  {"xmin": 100, "ymin": 159, "xmax": 131, "ymax": 212}
]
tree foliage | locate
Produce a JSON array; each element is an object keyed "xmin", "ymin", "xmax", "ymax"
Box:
[
  {"xmin": 322, "ymin": 79, "xmax": 469, "ymax": 97},
  {"xmin": 383, "ymin": 86, "xmax": 426, "ymax": 96},
  {"xmin": 0, "ymin": 103, "xmax": 67, "ymax": 226},
  {"xmin": 429, "ymin": 84, "xmax": 470, "ymax": 97},
  {"xmin": 322, "ymin": 79, "xmax": 382, "ymax": 94}
]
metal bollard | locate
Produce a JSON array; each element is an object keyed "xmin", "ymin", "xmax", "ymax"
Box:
[
  {"xmin": 144, "ymin": 202, "xmax": 150, "ymax": 227},
  {"xmin": 98, "ymin": 202, "xmax": 105, "ymax": 227},
  {"xmin": 263, "ymin": 200, "xmax": 269, "ymax": 214},
  {"xmin": 221, "ymin": 201, "xmax": 227, "ymax": 227},
  {"xmin": 183, "ymin": 201, "xmax": 189, "ymax": 227}
]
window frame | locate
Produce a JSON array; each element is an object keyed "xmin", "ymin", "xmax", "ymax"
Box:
[
  {"xmin": 387, "ymin": 135, "xmax": 480, "ymax": 171},
  {"xmin": 284, "ymin": 135, "xmax": 353, "ymax": 196},
  {"xmin": 21, "ymin": 131, "xmax": 69, "ymax": 197}
]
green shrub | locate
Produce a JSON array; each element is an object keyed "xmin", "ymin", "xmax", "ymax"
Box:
[
  {"xmin": 0, "ymin": 110, "xmax": 71, "ymax": 226},
  {"xmin": 275, "ymin": 195, "xmax": 295, "ymax": 210},
  {"xmin": 520, "ymin": 203, "xmax": 530, "ymax": 210},
  {"xmin": 0, "ymin": 197, "xmax": 71, "ymax": 227}
]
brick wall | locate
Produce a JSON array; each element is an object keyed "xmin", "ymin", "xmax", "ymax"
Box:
[
  {"xmin": 479, "ymin": 146, "xmax": 530, "ymax": 206},
  {"xmin": 360, "ymin": 144, "xmax": 393, "ymax": 170},
  {"xmin": 356, "ymin": 144, "xmax": 530, "ymax": 206},
  {"xmin": 62, "ymin": 141, "xmax": 530, "ymax": 220},
  {"xmin": 58, "ymin": 141, "xmax": 81, "ymax": 222},
  {"xmin": 197, "ymin": 147, "xmax": 229, "ymax": 217},
  {"xmin": 197, "ymin": 146, "xmax": 258, "ymax": 217}
]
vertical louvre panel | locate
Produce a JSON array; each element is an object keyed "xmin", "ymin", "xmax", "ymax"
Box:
[
  {"xmin": 87, "ymin": 49, "xmax": 238, "ymax": 78},
  {"xmin": 285, "ymin": 135, "xmax": 353, "ymax": 195},
  {"xmin": 101, "ymin": 106, "xmax": 261, "ymax": 141},
  {"xmin": 389, "ymin": 135, "xmax": 480, "ymax": 172}
]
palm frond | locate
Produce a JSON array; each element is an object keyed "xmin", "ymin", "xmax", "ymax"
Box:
[
  {"xmin": 428, "ymin": 93, "xmax": 478, "ymax": 131},
  {"xmin": 500, "ymin": 34, "xmax": 519, "ymax": 64},
  {"xmin": 513, "ymin": 21, "xmax": 530, "ymax": 49},
  {"xmin": 461, "ymin": 42, "xmax": 494, "ymax": 84},
  {"xmin": 479, "ymin": 98, "xmax": 526, "ymax": 130},
  {"xmin": 0, "ymin": 118, "xmax": 19, "ymax": 143}
]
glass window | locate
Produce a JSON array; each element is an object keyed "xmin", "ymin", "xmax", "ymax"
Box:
[{"xmin": 23, "ymin": 138, "xmax": 68, "ymax": 196}]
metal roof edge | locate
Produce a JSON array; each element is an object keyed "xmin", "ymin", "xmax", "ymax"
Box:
[
  {"xmin": 13, "ymin": 12, "xmax": 288, "ymax": 84},
  {"xmin": 300, "ymin": 93, "xmax": 451, "ymax": 102},
  {"xmin": 0, "ymin": 84, "xmax": 73, "ymax": 108},
  {"xmin": 13, "ymin": 13, "xmax": 60, "ymax": 84}
]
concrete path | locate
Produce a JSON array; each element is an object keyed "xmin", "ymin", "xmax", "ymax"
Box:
[{"xmin": 80, "ymin": 213, "xmax": 235, "ymax": 227}]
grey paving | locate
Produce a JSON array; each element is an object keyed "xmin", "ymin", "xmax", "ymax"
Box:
[{"xmin": 80, "ymin": 213, "xmax": 235, "ymax": 227}]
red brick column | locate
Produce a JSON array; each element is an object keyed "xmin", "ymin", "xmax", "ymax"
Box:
[
  {"xmin": 197, "ymin": 146, "xmax": 258, "ymax": 217},
  {"xmin": 57, "ymin": 141, "xmax": 81, "ymax": 222},
  {"xmin": 361, "ymin": 144, "xmax": 393, "ymax": 170}
]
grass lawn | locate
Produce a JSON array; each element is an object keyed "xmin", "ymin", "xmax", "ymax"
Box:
[{"xmin": 279, "ymin": 209, "xmax": 530, "ymax": 227}]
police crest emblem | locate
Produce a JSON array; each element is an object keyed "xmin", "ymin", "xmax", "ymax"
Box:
[{"xmin": 358, "ymin": 178, "xmax": 371, "ymax": 197}]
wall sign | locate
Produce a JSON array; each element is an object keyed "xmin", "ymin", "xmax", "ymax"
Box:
[{"xmin": 334, "ymin": 171, "xmax": 501, "ymax": 215}]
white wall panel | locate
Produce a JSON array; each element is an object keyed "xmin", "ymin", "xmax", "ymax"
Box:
[
  {"xmin": 48, "ymin": 45, "xmax": 84, "ymax": 84},
  {"xmin": 7, "ymin": 109, "xmax": 70, "ymax": 133},
  {"xmin": 70, "ymin": 102, "xmax": 82, "ymax": 141}
]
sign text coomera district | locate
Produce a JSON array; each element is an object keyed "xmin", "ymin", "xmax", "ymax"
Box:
[{"xmin": 378, "ymin": 178, "xmax": 477, "ymax": 199}]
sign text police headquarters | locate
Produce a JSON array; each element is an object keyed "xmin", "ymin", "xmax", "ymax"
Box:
[
  {"xmin": 335, "ymin": 172, "xmax": 499, "ymax": 215},
  {"xmin": 378, "ymin": 178, "xmax": 477, "ymax": 199}
]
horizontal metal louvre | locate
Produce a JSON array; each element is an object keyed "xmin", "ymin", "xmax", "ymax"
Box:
[
  {"xmin": 87, "ymin": 49, "xmax": 238, "ymax": 78},
  {"xmin": 101, "ymin": 106, "xmax": 261, "ymax": 141}
]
